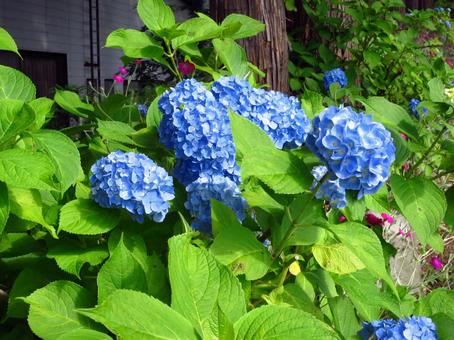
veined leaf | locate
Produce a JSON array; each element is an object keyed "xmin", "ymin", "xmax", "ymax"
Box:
[
  {"xmin": 137, "ymin": 0, "xmax": 175, "ymax": 33},
  {"xmin": 221, "ymin": 14, "xmax": 265, "ymax": 40},
  {"xmin": 59, "ymin": 199, "xmax": 120, "ymax": 235},
  {"xmin": 0, "ymin": 27, "xmax": 20, "ymax": 56},
  {"xmin": 313, "ymin": 243, "xmax": 365, "ymax": 275},
  {"xmin": 106, "ymin": 28, "xmax": 164, "ymax": 60},
  {"xmin": 213, "ymin": 38, "xmax": 249, "ymax": 77},
  {"xmin": 0, "ymin": 65, "xmax": 35, "ymax": 101},
  {"xmin": 78, "ymin": 290, "xmax": 198, "ymax": 339},
  {"xmin": 54, "ymin": 90, "xmax": 94, "ymax": 118},
  {"xmin": 0, "ymin": 99, "xmax": 35, "ymax": 146},
  {"xmin": 0, "ymin": 182, "xmax": 9, "ymax": 234}
]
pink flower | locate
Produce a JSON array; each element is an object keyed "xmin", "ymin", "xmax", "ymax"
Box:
[
  {"xmin": 446, "ymin": 57, "xmax": 454, "ymax": 68},
  {"xmin": 430, "ymin": 256, "xmax": 443, "ymax": 270},
  {"xmin": 406, "ymin": 232, "xmax": 412, "ymax": 238},
  {"xmin": 134, "ymin": 59, "xmax": 143, "ymax": 65},
  {"xmin": 381, "ymin": 213, "xmax": 393, "ymax": 224},
  {"xmin": 338, "ymin": 215, "xmax": 346, "ymax": 223},
  {"xmin": 178, "ymin": 61, "xmax": 195, "ymax": 76},
  {"xmin": 365, "ymin": 212, "xmax": 384, "ymax": 226},
  {"xmin": 400, "ymin": 132, "xmax": 408, "ymax": 141},
  {"xmin": 113, "ymin": 75, "xmax": 125, "ymax": 84},
  {"xmin": 399, "ymin": 228, "xmax": 406, "ymax": 236},
  {"xmin": 118, "ymin": 66, "xmax": 128, "ymax": 75},
  {"xmin": 402, "ymin": 162, "xmax": 410, "ymax": 172}
]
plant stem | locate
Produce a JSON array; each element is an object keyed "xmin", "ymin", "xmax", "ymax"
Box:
[
  {"xmin": 410, "ymin": 126, "xmax": 447, "ymax": 176},
  {"xmin": 164, "ymin": 40, "xmax": 182, "ymax": 81}
]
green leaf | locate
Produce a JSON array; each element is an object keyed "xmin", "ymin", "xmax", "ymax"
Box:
[
  {"xmin": 229, "ymin": 112, "xmax": 275, "ymax": 162},
  {"xmin": 0, "ymin": 99, "xmax": 35, "ymax": 146},
  {"xmin": 344, "ymin": 193, "xmax": 366, "ymax": 222},
  {"xmin": 169, "ymin": 234, "xmax": 246, "ymax": 339},
  {"xmin": 97, "ymin": 236, "xmax": 148, "ymax": 303},
  {"xmin": 105, "ymin": 28, "xmax": 164, "ymax": 60},
  {"xmin": 363, "ymin": 49, "xmax": 382, "ymax": 68},
  {"xmin": 213, "ymin": 38, "xmax": 249, "ymax": 77},
  {"xmin": 48, "ymin": 244, "xmax": 108, "ymax": 279},
  {"xmin": 0, "ymin": 65, "xmax": 35, "ymax": 101},
  {"xmin": 172, "ymin": 15, "xmax": 221, "ymax": 48},
  {"xmin": 137, "ymin": 0, "xmax": 175, "ymax": 33},
  {"xmin": 313, "ymin": 243, "xmax": 365, "ymax": 274},
  {"xmin": 428, "ymin": 78, "xmax": 446, "ymax": 103},
  {"xmin": 444, "ymin": 186, "xmax": 454, "ymax": 227},
  {"xmin": 301, "ymin": 90, "xmax": 325, "ymax": 119},
  {"xmin": 59, "ymin": 199, "xmax": 120, "ymax": 235},
  {"xmin": 8, "ymin": 187, "xmax": 57, "ymax": 237},
  {"xmin": 210, "ymin": 200, "xmax": 272, "ymax": 280},
  {"xmin": 55, "ymin": 329, "xmax": 112, "ymax": 340},
  {"xmin": 327, "ymin": 222, "xmax": 397, "ymax": 295},
  {"xmin": 389, "ymin": 128, "xmax": 411, "ymax": 166},
  {"xmin": 0, "ymin": 182, "xmax": 9, "ymax": 234},
  {"xmin": 328, "ymin": 296, "xmax": 361, "ymax": 338},
  {"xmin": 390, "ymin": 175, "xmax": 447, "ymax": 246},
  {"xmin": 221, "ymin": 14, "xmax": 265, "ymax": 40},
  {"xmin": 32, "ymin": 130, "xmax": 82, "ymax": 193},
  {"xmin": 361, "ymin": 97, "xmax": 418, "ymax": 140},
  {"xmin": 0, "ymin": 149, "xmax": 55, "ymax": 190},
  {"xmin": 334, "ymin": 269, "xmax": 401, "ymax": 321},
  {"xmin": 431, "ymin": 313, "xmax": 454, "ymax": 340},
  {"xmin": 97, "ymin": 120, "xmax": 139, "ymax": 146},
  {"xmin": 78, "ymin": 289, "xmax": 198, "ymax": 339},
  {"xmin": 241, "ymin": 149, "xmax": 312, "ymax": 195},
  {"xmin": 54, "ymin": 90, "xmax": 94, "ymax": 118},
  {"xmin": 0, "ymin": 27, "xmax": 20, "ymax": 56},
  {"xmin": 234, "ymin": 305, "xmax": 339, "ymax": 339},
  {"xmin": 242, "ymin": 179, "xmax": 284, "ymax": 215},
  {"xmin": 145, "ymin": 96, "xmax": 162, "ymax": 129},
  {"xmin": 28, "ymin": 97, "xmax": 54, "ymax": 130},
  {"xmin": 7, "ymin": 267, "xmax": 58, "ymax": 318},
  {"xmin": 24, "ymin": 281, "xmax": 100, "ymax": 340},
  {"xmin": 415, "ymin": 288, "xmax": 454, "ymax": 320},
  {"xmin": 364, "ymin": 186, "xmax": 391, "ymax": 214}
]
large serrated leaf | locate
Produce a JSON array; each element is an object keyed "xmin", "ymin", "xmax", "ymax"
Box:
[
  {"xmin": 169, "ymin": 233, "xmax": 246, "ymax": 339},
  {"xmin": 233, "ymin": 305, "xmax": 339, "ymax": 339},
  {"xmin": 0, "ymin": 182, "xmax": 9, "ymax": 234},
  {"xmin": 213, "ymin": 38, "xmax": 249, "ymax": 77},
  {"xmin": 54, "ymin": 90, "xmax": 94, "ymax": 118},
  {"xmin": 105, "ymin": 28, "xmax": 164, "ymax": 59},
  {"xmin": 78, "ymin": 290, "xmax": 198, "ymax": 339},
  {"xmin": 137, "ymin": 0, "xmax": 175, "ymax": 33},
  {"xmin": 24, "ymin": 281, "xmax": 100, "ymax": 339},
  {"xmin": 221, "ymin": 14, "xmax": 265, "ymax": 40},
  {"xmin": 32, "ymin": 130, "xmax": 82, "ymax": 193},
  {"xmin": 0, "ymin": 149, "xmax": 55, "ymax": 191},
  {"xmin": 59, "ymin": 199, "xmax": 120, "ymax": 235},
  {"xmin": 390, "ymin": 175, "xmax": 447, "ymax": 246},
  {"xmin": 313, "ymin": 243, "xmax": 365, "ymax": 275},
  {"xmin": 0, "ymin": 99, "xmax": 35, "ymax": 146},
  {"xmin": 0, "ymin": 65, "xmax": 35, "ymax": 101},
  {"xmin": 0, "ymin": 27, "xmax": 20, "ymax": 56},
  {"xmin": 97, "ymin": 235, "xmax": 148, "ymax": 303}
]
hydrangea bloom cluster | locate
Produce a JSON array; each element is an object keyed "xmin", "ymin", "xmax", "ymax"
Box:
[
  {"xmin": 158, "ymin": 79, "xmax": 239, "ymax": 184},
  {"xmin": 409, "ymin": 98, "xmax": 420, "ymax": 118},
  {"xmin": 311, "ymin": 166, "xmax": 347, "ymax": 208},
  {"xmin": 306, "ymin": 106, "xmax": 395, "ymax": 199},
  {"xmin": 358, "ymin": 316, "xmax": 437, "ymax": 340},
  {"xmin": 185, "ymin": 173, "xmax": 248, "ymax": 233},
  {"xmin": 211, "ymin": 76, "xmax": 311, "ymax": 149},
  {"xmin": 323, "ymin": 68, "xmax": 348, "ymax": 91},
  {"xmin": 90, "ymin": 151, "xmax": 175, "ymax": 223}
]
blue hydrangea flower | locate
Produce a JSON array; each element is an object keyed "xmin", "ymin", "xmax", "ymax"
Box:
[
  {"xmin": 185, "ymin": 172, "xmax": 247, "ymax": 233},
  {"xmin": 434, "ymin": 7, "xmax": 444, "ymax": 12},
  {"xmin": 306, "ymin": 106, "xmax": 395, "ymax": 198},
  {"xmin": 359, "ymin": 316, "xmax": 437, "ymax": 340},
  {"xmin": 311, "ymin": 166, "xmax": 347, "ymax": 208},
  {"xmin": 445, "ymin": 20, "xmax": 452, "ymax": 28},
  {"xmin": 90, "ymin": 151, "xmax": 175, "ymax": 223},
  {"xmin": 137, "ymin": 104, "xmax": 148, "ymax": 117},
  {"xmin": 323, "ymin": 68, "xmax": 348, "ymax": 92},
  {"xmin": 158, "ymin": 79, "xmax": 239, "ymax": 183},
  {"xmin": 212, "ymin": 76, "xmax": 311, "ymax": 149},
  {"xmin": 409, "ymin": 98, "xmax": 420, "ymax": 119}
]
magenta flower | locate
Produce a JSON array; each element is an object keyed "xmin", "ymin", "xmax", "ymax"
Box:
[
  {"xmin": 402, "ymin": 162, "xmax": 410, "ymax": 172},
  {"xmin": 118, "ymin": 66, "xmax": 128, "ymax": 75},
  {"xmin": 178, "ymin": 61, "xmax": 195, "ymax": 76},
  {"xmin": 365, "ymin": 212, "xmax": 384, "ymax": 226},
  {"xmin": 113, "ymin": 75, "xmax": 125, "ymax": 84},
  {"xmin": 381, "ymin": 213, "xmax": 393, "ymax": 224},
  {"xmin": 338, "ymin": 215, "xmax": 346, "ymax": 223},
  {"xmin": 134, "ymin": 59, "xmax": 143, "ymax": 65},
  {"xmin": 400, "ymin": 132, "xmax": 408, "ymax": 141},
  {"xmin": 430, "ymin": 256, "xmax": 443, "ymax": 270}
]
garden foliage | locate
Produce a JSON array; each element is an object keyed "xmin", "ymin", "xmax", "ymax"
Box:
[{"xmin": 0, "ymin": 1, "xmax": 453, "ymax": 339}]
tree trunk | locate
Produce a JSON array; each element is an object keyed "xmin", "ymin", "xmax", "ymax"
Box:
[{"xmin": 210, "ymin": 0, "xmax": 289, "ymax": 93}]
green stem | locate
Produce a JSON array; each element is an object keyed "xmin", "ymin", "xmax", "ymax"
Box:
[
  {"xmin": 410, "ymin": 127, "xmax": 447, "ymax": 176},
  {"xmin": 165, "ymin": 40, "xmax": 182, "ymax": 81}
]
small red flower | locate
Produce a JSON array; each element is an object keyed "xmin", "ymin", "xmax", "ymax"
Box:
[
  {"xmin": 118, "ymin": 66, "xmax": 128, "ymax": 75},
  {"xmin": 400, "ymin": 132, "xmax": 408, "ymax": 141},
  {"xmin": 365, "ymin": 212, "xmax": 384, "ymax": 226},
  {"xmin": 113, "ymin": 75, "xmax": 125, "ymax": 84},
  {"xmin": 338, "ymin": 215, "xmax": 346, "ymax": 223},
  {"xmin": 381, "ymin": 213, "xmax": 393, "ymax": 224},
  {"xmin": 430, "ymin": 256, "xmax": 443, "ymax": 270},
  {"xmin": 178, "ymin": 61, "xmax": 195, "ymax": 76},
  {"xmin": 134, "ymin": 59, "xmax": 143, "ymax": 65},
  {"xmin": 402, "ymin": 162, "xmax": 410, "ymax": 172}
]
